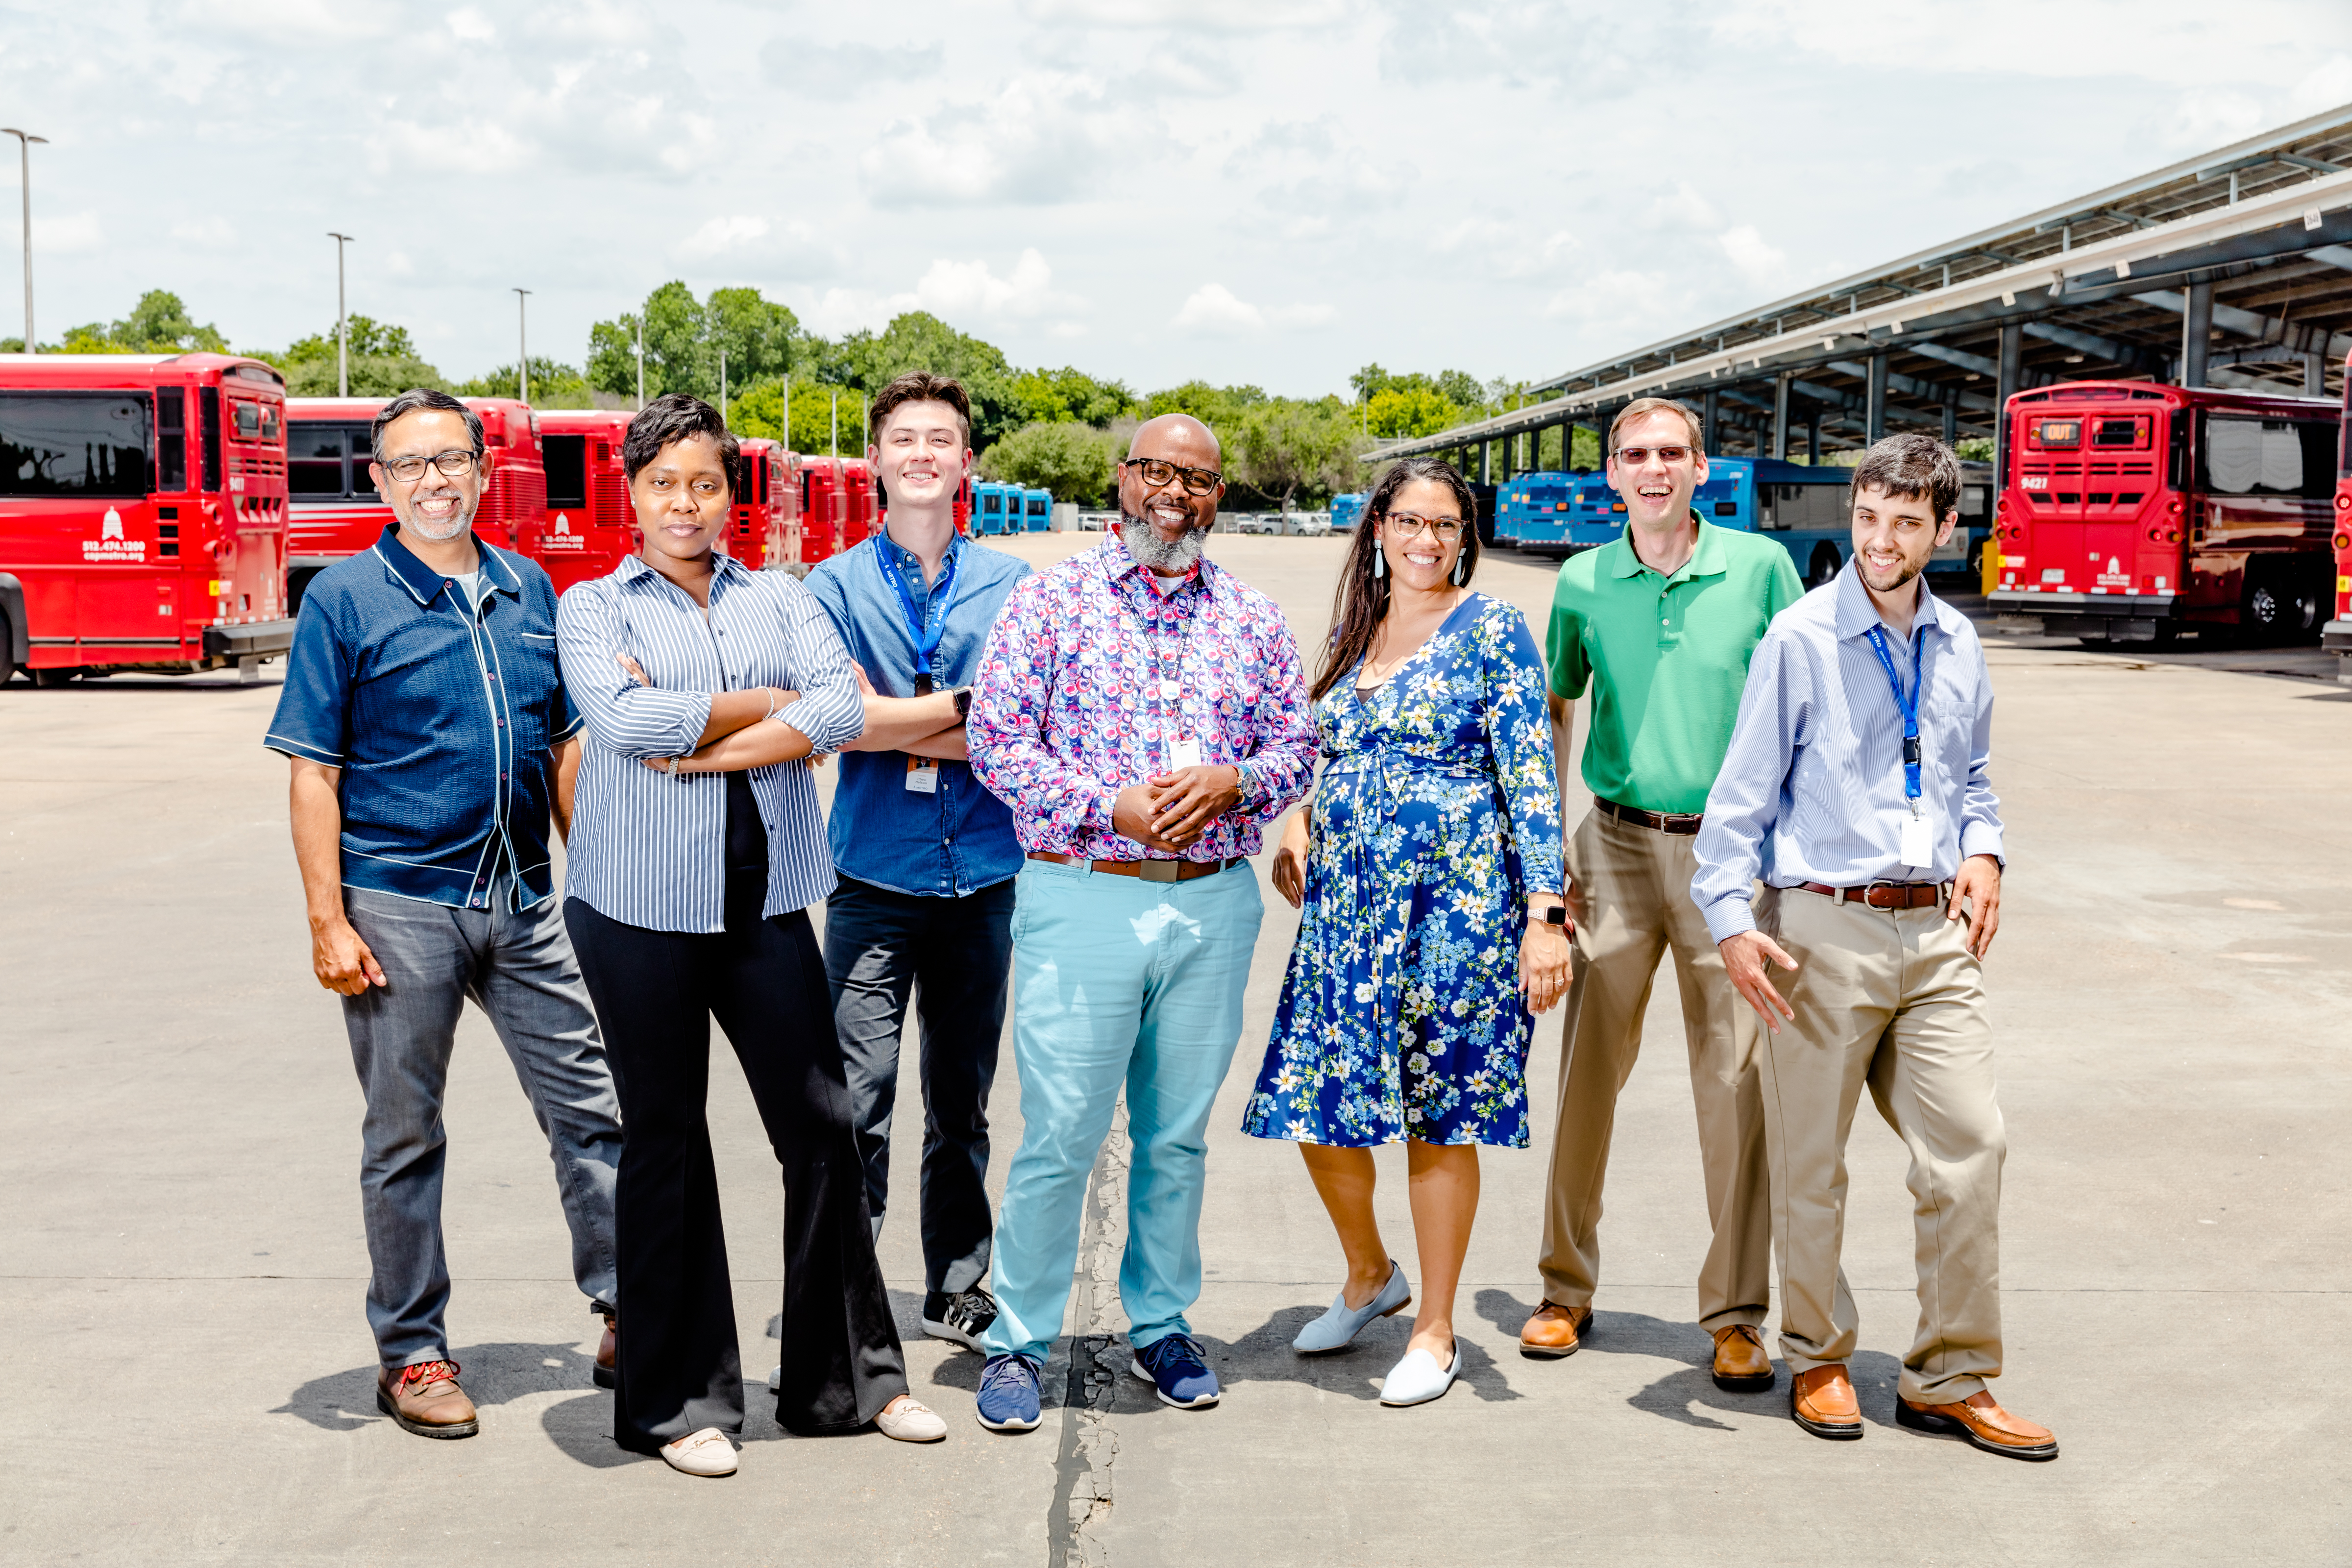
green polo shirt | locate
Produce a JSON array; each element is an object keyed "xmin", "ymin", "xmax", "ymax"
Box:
[{"xmin": 1545, "ymin": 516, "xmax": 1804, "ymax": 815}]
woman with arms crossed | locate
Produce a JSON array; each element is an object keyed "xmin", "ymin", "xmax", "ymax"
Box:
[
  {"xmin": 556, "ymin": 394, "xmax": 940, "ymax": 1478},
  {"xmin": 1242, "ymin": 457, "xmax": 1570, "ymax": 1407}
]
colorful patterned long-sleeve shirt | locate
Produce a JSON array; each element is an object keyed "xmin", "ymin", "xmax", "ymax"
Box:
[{"xmin": 967, "ymin": 535, "xmax": 1316, "ymax": 860}]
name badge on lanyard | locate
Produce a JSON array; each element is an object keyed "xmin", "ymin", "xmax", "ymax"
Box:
[
  {"xmin": 875, "ymin": 537, "xmax": 958, "ymax": 696},
  {"xmin": 1863, "ymin": 623, "xmax": 1936, "ymax": 869}
]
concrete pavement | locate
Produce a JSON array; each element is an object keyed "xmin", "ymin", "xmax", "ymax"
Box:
[{"xmin": 2, "ymin": 534, "xmax": 2346, "ymax": 1566}]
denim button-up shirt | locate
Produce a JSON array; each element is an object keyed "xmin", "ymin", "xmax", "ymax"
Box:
[
  {"xmin": 803, "ymin": 529, "xmax": 1030, "ymax": 897},
  {"xmin": 265, "ymin": 525, "xmax": 580, "ymax": 910}
]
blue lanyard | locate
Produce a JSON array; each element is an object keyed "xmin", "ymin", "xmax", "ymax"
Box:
[
  {"xmin": 1862, "ymin": 622, "xmax": 1927, "ymax": 803},
  {"xmin": 873, "ymin": 533, "xmax": 959, "ymax": 690}
]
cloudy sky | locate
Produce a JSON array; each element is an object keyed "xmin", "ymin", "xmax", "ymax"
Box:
[{"xmin": 3, "ymin": 0, "xmax": 2350, "ymax": 398}]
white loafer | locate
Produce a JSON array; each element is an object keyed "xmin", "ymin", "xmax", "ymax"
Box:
[
  {"xmin": 1379, "ymin": 1344, "xmax": 1460, "ymax": 1407},
  {"xmin": 659, "ymin": 1426, "xmax": 738, "ymax": 1476},
  {"xmin": 875, "ymin": 1396, "xmax": 947, "ymax": 1443}
]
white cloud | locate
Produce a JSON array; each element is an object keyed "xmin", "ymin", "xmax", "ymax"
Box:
[
  {"xmin": 1019, "ymin": 0, "xmax": 1352, "ymax": 27},
  {"xmin": 32, "ymin": 212, "xmax": 101, "ymax": 253},
  {"xmin": 446, "ymin": 7, "xmax": 494, "ymax": 41},
  {"xmin": 169, "ymin": 217, "xmax": 236, "ymax": 247},
  {"xmin": 802, "ymin": 250, "xmax": 1087, "ymax": 337},
  {"xmin": 1718, "ymin": 225, "xmax": 1788, "ymax": 287},
  {"xmin": 1170, "ymin": 284, "xmax": 1332, "ymax": 335}
]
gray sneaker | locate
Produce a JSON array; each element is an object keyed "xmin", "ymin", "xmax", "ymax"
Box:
[{"xmin": 922, "ymin": 1287, "xmax": 1000, "ymax": 1352}]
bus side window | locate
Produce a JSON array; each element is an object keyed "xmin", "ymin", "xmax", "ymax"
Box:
[
  {"xmin": 155, "ymin": 388, "xmax": 187, "ymax": 492},
  {"xmin": 199, "ymin": 387, "xmax": 222, "ymax": 491}
]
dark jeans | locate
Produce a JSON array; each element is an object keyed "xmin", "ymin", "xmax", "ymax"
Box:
[
  {"xmin": 339, "ymin": 888, "xmax": 621, "ymax": 1370},
  {"xmin": 824, "ymin": 875, "xmax": 1015, "ymax": 1297},
  {"xmin": 564, "ymin": 892, "xmax": 908, "ymax": 1450}
]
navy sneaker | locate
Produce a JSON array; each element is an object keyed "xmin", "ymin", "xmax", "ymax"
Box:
[
  {"xmin": 975, "ymin": 1353, "xmax": 1044, "ymax": 1432},
  {"xmin": 1130, "ymin": 1332, "xmax": 1220, "ymax": 1409}
]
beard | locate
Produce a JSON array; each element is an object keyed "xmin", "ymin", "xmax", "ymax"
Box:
[
  {"xmin": 403, "ymin": 493, "xmax": 475, "ymax": 541},
  {"xmin": 1858, "ymin": 555, "xmax": 1921, "ymax": 593},
  {"xmin": 1120, "ymin": 512, "xmax": 1206, "ymax": 574}
]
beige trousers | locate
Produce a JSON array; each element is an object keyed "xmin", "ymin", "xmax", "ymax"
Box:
[
  {"xmin": 1537, "ymin": 808, "xmax": 1772, "ymax": 1330},
  {"xmin": 1755, "ymin": 885, "xmax": 2007, "ymax": 1405}
]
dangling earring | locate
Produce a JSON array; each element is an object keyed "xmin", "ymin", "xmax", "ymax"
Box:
[
  {"xmin": 1372, "ymin": 542, "xmax": 1386, "ymax": 580},
  {"xmin": 1450, "ymin": 550, "xmax": 1469, "ymax": 587}
]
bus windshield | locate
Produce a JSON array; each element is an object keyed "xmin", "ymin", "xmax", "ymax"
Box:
[{"xmin": 0, "ymin": 391, "xmax": 152, "ymax": 497}]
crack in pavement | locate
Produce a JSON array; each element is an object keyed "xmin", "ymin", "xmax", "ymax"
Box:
[{"xmin": 1048, "ymin": 1100, "xmax": 1128, "ymax": 1568}]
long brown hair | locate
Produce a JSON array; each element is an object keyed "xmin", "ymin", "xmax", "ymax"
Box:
[{"xmin": 1312, "ymin": 456, "xmax": 1481, "ymax": 702}]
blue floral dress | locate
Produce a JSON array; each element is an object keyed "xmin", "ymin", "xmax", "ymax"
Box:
[{"xmin": 1242, "ymin": 593, "xmax": 1563, "ymax": 1149}]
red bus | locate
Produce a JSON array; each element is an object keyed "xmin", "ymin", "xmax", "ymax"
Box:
[
  {"xmin": 532, "ymin": 410, "xmax": 639, "ymax": 595},
  {"xmin": 732, "ymin": 438, "xmax": 800, "ymax": 571},
  {"xmin": 2326, "ymin": 351, "xmax": 2352, "ymax": 681},
  {"xmin": 0, "ymin": 352, "xmax": 294, "ymax": 686},
  {"xmin": 842, "ymin": 457, "xmax": 877, "ymax": 553},
  {"xmin": 798, "ymin": 457, "xmax": 847, "ymax": 566},
  {"xmin": 286, "ymin": 396, "xmax": 547, "ymax": 610},
  {"xmin": 1987, "ymin": 380, "xmax": 2338, "ymax": 646}
]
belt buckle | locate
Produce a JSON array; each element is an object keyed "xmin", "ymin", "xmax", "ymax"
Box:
[
  {"xmin": 1862, "ymin": 879, "xmax": 1923, "ymax": 908},
  {"xmin": 1137, "ymin": 858, "xmax": 1182, "ymax": 883}
]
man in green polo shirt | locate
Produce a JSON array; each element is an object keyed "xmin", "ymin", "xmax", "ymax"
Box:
[{"xmin": 1519, "ymin": 397, "xmax": 1803, "ymax": 1396}]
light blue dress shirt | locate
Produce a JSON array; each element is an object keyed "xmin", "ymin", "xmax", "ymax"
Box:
[{"xmin": 1691, "ymin": 564, "xmax": 2005, "ymax": 944}]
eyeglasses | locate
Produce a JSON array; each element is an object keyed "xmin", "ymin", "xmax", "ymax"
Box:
[
  {"xmin": 1121, "ymin": 457, "xmax": 1222, "ymax": 495},
  {"xmin": 1610, "ymin": 445, "xmax": 1693, "ymax": 466},
  {"xmin": 1384, "ymin": 512, "xmax": 1465, "ymax": 539},
  {"xmin": 379, "ymin": 449, "xmax": 482, "ymax": 483}
]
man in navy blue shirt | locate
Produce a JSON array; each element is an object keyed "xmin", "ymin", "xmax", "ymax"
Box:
[
  {"xmin": 266, "ymin": 389, "xmax": 622, "ymax": 1441},
  {"xmin": 804, "ymin": 372, "xmax": 1030, "ymax": 1353}
]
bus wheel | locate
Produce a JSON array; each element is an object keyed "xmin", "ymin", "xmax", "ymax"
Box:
[
  {"xmin": 30, "ymin": 667, "xmax": 76, "ymax": 688},
  {"xmin": 1808, "ymin": 544, "xmax": 1842, "ymax": 588}
]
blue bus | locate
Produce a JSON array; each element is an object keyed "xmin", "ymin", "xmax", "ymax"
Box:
[
  {"xmin": 973, "ymin": 480, "xmax": 1016, "ymax": 536},
  {"xmin": 1494, "ymin": 459, "xmax": 1991, "ymax": 586},
  {"xmin": 1021, "ymin": 487, "xmax": 1054, "ymax": 532},
  {"xmin": 1330, "ymin": 491, "xmax": 1369, "ymax": 535}
]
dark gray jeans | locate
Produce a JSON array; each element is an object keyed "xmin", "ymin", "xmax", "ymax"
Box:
[
  {"xmin": 824, "ymin": 875, "xmax": 1015, "ymax": 1297},
  {"xmin": 340, "ymin": 887, "xmax": 622, "ymax": 1369}
]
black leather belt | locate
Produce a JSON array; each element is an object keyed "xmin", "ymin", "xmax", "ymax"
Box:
[{"xmin": 1595, "ymin": 797, "xmax": 1704, "ymax": 835}]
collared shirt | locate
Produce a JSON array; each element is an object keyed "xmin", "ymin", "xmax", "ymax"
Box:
[
  {"xmin": 1690, "ymin": 563, "xmax": 2005, "ymax": 943},
  {"xmin": 1545, "ymin": 516, "xmax": 1804, "ymax": 815},
  {"xmin": 266, "ymin": 525, "xmax": 578, "ymax": 910},
  {"xmin": 967, "ymin": 535, "xmax": 1316, "ymax": 860},
  {"xmin": 804, "ymin": 527, "xmax": 1031, "ymax": 897},
  {"xmin": 555, "ymin": 553, "xmax": 864, "ymax": 932}
]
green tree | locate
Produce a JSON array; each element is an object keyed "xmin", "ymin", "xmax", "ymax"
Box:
[
  {"xmin": 1363, "ymin": 385, "xmax": 1462, "ymax": 439},
  {"xmin": 1009, "ymin": 366, "xmax": 1137, "ymax": 428},
  {"xmin": 1140, "ymin": 380, "xmax": 1267, "ymax": 436},
  {"xmin": 705, "ymin": 288, "xmax": 800, "ymax": 387},
  {"xmin": 1955, "ymin": 436, "xmax": 1994, "ymax": 463},
  {"xmin": 831, "ymin": 313, "xmax": 1019, "ymax": 445},
  {"xmin": 281, "ymin": 354, "xmax": 449, "ymax": 397},
  {"xmin": 56, "ymin": 290, "xmax": 231, "ymax": 354},
  {"xmin": 729, "ymin": 374, "xmax": 871, "ymax": 456},
  {"xmin": 977, "ymin": 421, "xmax": 1121, "ymax": 505},
  {"xmin": 456, "ymin": 357, "xmax": 598, "ymax": 408},
  {"xmin": 1229, "ymin": 396, "xmax": 1365, "ymax": 513}
]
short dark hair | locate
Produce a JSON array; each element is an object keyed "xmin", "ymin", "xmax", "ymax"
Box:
[
  {"xmin": 867, "ymin": 371, "xmax": 972, "ymax": 448},
  {"xmin": 371, "ymin": 388, "xmax": 482, "ymax": 463},
  {"xmin": 1850, "ymin": 432, "xmax": 1961, "ymax": 518},
  {"xmin": 622, "ymin": 393, "xmax": 740, "ymax": 488}
]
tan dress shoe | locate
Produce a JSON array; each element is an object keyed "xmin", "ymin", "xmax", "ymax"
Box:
[
  {"xmin": 376, "ymin": 1360, "xmax": 479, "ymax": 1440},
  {"xmin": 1518, "ymin": 1301, "xmax": 1593, "ymax": 1359},
  {"xmin": 660, "ymin": 1426, "xmax": 738, "ymax": 1477},
  {"xmin": 1789, "ymin": 1364, "xmax": 1862, "ymax": 1440},
  {"xmin": 1710, "ymin": 1323, "xmax": 1774, "ymax": 1393},
  {"xmin": 1897, "ymin": 1390, "xmax": 2058, "ymax": 1461},
  {"xmin": 594, "ymin": 1315, "xmax": 617, "ymax": 1390}
]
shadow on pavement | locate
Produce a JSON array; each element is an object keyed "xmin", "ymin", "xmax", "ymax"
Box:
[{"xmin": 270, "ymin": 1340, "xmax": 604, "ymax": 1435}]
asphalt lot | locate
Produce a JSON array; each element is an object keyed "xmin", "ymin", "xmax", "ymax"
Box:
[{"xmin": 2, "ymin": 532, "xmax": 2347, "ymax": 1567}]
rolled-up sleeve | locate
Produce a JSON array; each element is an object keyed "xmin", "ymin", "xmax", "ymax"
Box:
[
  {"xmin": 1691, "ymin": 628, "xmax": 1808, "ymax": 943},
  {"xmin": 770, "ymin": 578, "xmax": 865, "ymax": 755},
  {"xmin": 264, "ymin": 597, "xmax": 352, "ymax": 765},
  {"xmin": 555, "ymin": 577, "xmax": 714, "ymax": 758}
]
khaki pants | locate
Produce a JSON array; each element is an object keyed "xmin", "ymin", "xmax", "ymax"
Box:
[
  {"xmin": 1537, "ymin": 808, "xmax": 1771, "ymax": 1331},
  {"xmin": 1755, "ymin": 885, "xmax": 2007, "ymax": 1405}
]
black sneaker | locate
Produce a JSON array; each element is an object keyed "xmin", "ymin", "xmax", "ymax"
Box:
[{"xmin": 922, "ymin": 1287, "xmax": 999, "ymax": 1352}]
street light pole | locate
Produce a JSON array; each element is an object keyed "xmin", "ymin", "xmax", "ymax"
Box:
[
  {"xmin": 512, "ymin": 287, "xmax": 531, "ymax": 403},
  {"xmin": 326, "ymin": 232, "xmax": 354, "ymax": 396},
  {"xmin": 719, "ymin": 346, "xmax": 727, "ymax": 426},
  {"xmin": 3, "ymin": 128, "xmax": 49, "ymax": 353},
  {"xmin": 635, "ymin": 319, "xmax": 644, "ymax": 410}
]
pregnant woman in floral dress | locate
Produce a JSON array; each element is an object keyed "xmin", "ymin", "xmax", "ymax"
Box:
[{"xmin": 1242, "ymin": 456, "xmax": 1570, "ymax": 1408}]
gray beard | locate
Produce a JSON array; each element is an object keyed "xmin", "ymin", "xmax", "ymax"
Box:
[
  {"xmin": 404, "ymin": 494, "xmax": 475, "ymax": 541},
  {"xmin": 1120, "ymin": 513, "xmax": 1205, "ymax": 574}
]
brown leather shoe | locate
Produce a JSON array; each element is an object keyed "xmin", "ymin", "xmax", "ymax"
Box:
[
  {"xmin": 594, "ymin": 1314, "xmax": 617, "ymax": 1390},
  {"xmin": 1789, "ymin": 1364, "xmax": 1861, "ymax": 1440},
  {"xmin": 1710, "ymin": 1323, "xmax": 1774, "ymax": 1393},
  {"xmin": 376, "ymin": 1360, "xmax": 479, "ymax": 1439},
  {"xmin": 1518, "ymin": 1301, "xmax": 1593, "ymax": 1359},
  {"xmin": 1897, "ymin": 1390, "xmax": 2058, "ymax": 1461}
]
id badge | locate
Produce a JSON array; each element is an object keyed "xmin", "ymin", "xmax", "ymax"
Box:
[
  {"xmin": 1169, "ymin": 735, "xmax": 1203, "ymax": 771},
  {"xmin": 905, "ymin": 757, "xmax": 940, "ymax": 795},
  {"xmin": 1899, "ymin": 808, "xmax": 1934, "ymax": 869}
]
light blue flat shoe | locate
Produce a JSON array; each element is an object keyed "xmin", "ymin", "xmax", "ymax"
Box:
[
  {"xmin": 1379, "ymin": 1342, "xmax": 1460, "ymax": 1407},
  {"xmin": 1292, "ymin": 1261, "xmax": 1411, "ymax": 1354}
]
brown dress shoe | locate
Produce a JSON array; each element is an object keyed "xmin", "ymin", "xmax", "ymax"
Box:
[
  {"xmin": 1710, "ymin": 1323, "xmax": 1774, "ymax": 1393},
  {"xmin": 376, "ymin": 1360, "xmax": 479, "ymax": 1440},
  {"xmin": 1789, "ymin": 1364, "xmax": 1862, "ymax": 1440},
  {"xmin": 1518, "ymin": 1301, "xmax": 1593, "ymax": 1359},
  {"xmin": 594, "ymin": 1315, "xmax": 617, "ymax": 1390},
  {"xmin": 1897, "ymin": 1390, "xmax": 2058, "ymax": 1461}
]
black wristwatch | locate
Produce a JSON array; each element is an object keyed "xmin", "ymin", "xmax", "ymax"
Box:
[
  {"xmin": 1537, "ymin": 905, "xmax": 1570, "ymax": 929},
  {"xmin": 951, "ymin": 686, "xmax": 973, "ymax": 720}
]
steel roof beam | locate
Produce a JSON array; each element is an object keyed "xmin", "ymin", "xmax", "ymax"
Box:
[
  {"xmin": 2020, "ymin": 320, "xmax": 2168, "ymax": 373},
  {"xmin": 1824, "ymin": 360, "xmax": 1999, "ymax": 414},
  {"xmin": 2129, "ymin": 287, "xmax": 2352, "ymax": 362}
]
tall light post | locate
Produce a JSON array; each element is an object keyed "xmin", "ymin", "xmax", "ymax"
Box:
[
  {"xmin": 326, "ymin": 232, "xmax": 354, "ymax": 396},
  {"xmin": 3, "ymin": 128, "xmax": 48, "ymax": 353},
  {"xmin": 512, "ymin": 287, "xmax": 531, "ymax": 403},
  {"xmin": 634, "ymin": 318, "xmax": 644, "ymax": 410},
  {"xmin": 718, "ymin": 345, "xmax": 728, "ymax": 426}
]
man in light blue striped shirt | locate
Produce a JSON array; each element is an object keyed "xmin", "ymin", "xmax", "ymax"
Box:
[{"xmin": 1692, "ymin": 434, "xmax": 2057, "ymax": 1462}]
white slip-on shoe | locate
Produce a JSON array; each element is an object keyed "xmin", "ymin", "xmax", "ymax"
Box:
[
  {"xmin": 766, "ymin": 1365, "xmax": 782, "ymax": 1394},
  {"xmin": 659, "ymin": 1426, "xmax": 739, "ymax": 1477},
  {"xmin": 1379, "ymin": 1344, "xmax": 1460, "ymax": 1407},
  {"xmin": 1293, "ymin": 1261, "xmax": 1412, "ymax": 1354},
  {"xmin": 874, "ymin": 1396, "xmax": 948, "ymax": 1443}
]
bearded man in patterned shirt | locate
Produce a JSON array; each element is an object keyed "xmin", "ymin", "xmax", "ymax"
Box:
[{"xmin": 961, "ymin": 413, "xmax": 1316, "ymax": 1432}]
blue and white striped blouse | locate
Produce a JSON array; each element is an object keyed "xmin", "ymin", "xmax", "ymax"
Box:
[{"xmin": 556, "ymin": 553, "xmax": 865, "ymax": 932}]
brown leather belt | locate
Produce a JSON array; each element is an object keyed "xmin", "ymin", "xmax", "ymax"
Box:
[
  {"xmin": 1595, "ymin": 797, "xmax": 1704, "ymax": 835},
  {"xmin": 1028, "ymin": 851, "xmax": 1245, "ymax": 883},
  {"xmin": 1795, "ymin": 880, "xmax": 1953, "ymax": 910}
]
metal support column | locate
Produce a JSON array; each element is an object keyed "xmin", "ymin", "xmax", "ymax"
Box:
[
  {"xmin": 1942, "ymin": 401, "xmax": 1957, "ymax": 447},
  {"xmin": 1772, "ymin": 373, "xmax": 1791, "ymax": 461},
  {"xmin": 1478, "ymin": 441, "xmax": 1491, "ymax": 486},
  {"xmin": 2305, "ymin": 350, "xmax": 2325, "ymax": 397},
  {"xmin": 1994, "ymin": 321, "xmax": 2023, "ymax": 483},
  {"xmin": 1701, "ymin": 389, "xmax": 1720, "ymax": 456},
  {"xmin": 1865, "ymin": 352, "xmax": 1888, "ymax": 444},
  {"xmin": 1805, "ymin": 406, "xmax": 1820, "ymax": 464},
  {"xmin": 2182, "ymin": 278, "xmax": 2212, "ymax": 388}
]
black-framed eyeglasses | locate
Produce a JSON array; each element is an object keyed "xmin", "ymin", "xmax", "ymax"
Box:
[
  {"xmin": 379, "ymin": 449, "xmax": 482, "ymax": 483},
  {"xmin": 1121, "ymin": 457, "xmax": 1222, "ymax": 495},
  {"xmin": 1610, "ymin": 444, "xmax": 1693, "ymax": 466},
  {"xmin": 1384, "ymin": 512, "xmax": 1465, "ymax": 539}
]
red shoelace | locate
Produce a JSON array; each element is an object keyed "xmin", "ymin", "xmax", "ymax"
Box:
[{"xmin": 395, "ymin": 1359, "xmax": 461, "ymax": 1391}]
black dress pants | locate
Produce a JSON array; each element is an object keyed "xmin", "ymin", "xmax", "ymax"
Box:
[{"xmin": 565, "ymin": 887, "xmax": 908, "ymax": 1450}]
